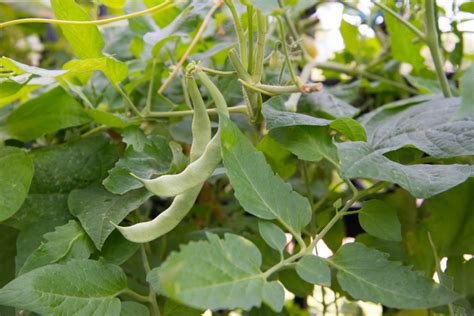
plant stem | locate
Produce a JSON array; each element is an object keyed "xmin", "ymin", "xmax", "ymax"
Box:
[
  {"xmin": 0, "ymin": 1, "xmax": 176, "ymax": 29},
  {"xmin": 427, "ymin": 232, "xmax": 454, "ymax": 316},
  {"xmin": 247, "ymin": 5, "xmax": 254, "ymax": 73},
  {"xmin": 277, "ymin": 16, "xmax": 300, "ymax": 88},
  {"xmin": 373, "ymin": 2, "xmax": 426, "ymax": 40},
  {"xmin": 200, "ymin": 67, "xmax": 236, "ymax": 76},
  {"xmin": 114, "ymin": 83, "xmax": 143, "ymax": 117},
  {"xmin": 122, "ymin": 288, "xmax": 151, "ymax": 304},
  {"xmin": 143, "ymin": 59, "xmax": 157, "ymax": 115},
  {"xmin": 140, "ymin": 245, "xmax": 160, "ymax": 316},
  {"xmin": 224, "ymin": 0, "xmax": 248, "ymax": 67},
  {"xmin": 314, "ymin": 61, "xmax": 420, "ymax": 94},
  {"xmin": 252, "ymin": 11, "xmax": 267, "ymax": 82},
  {"xmin": 81, "ymin": 125, "xmax": 109, "ymax": 138},
  {"xmin": 158, "ymin": 0, "xmax": 224, "ymax": 94},
  {"xmin": 147, "ymin": 105, "xmax": 248, "ymax": 118},
  {"xmin": 424, "ymin": 0, "xmax": 452, "ymax": 97},
  {"xmin": 285, "ymin": 61, "xmax": 315, "ymax": 111}
]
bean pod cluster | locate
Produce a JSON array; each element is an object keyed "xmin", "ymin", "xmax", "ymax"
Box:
[{"xmin": 115, "ymin": 66, "xmax": 229, "ymax": 243}]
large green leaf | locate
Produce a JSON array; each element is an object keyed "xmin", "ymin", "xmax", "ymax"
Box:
[
  {"xmin": 365, "ymin": 97, "xmax": 474, "ymax": 158},
  {"xmin": 337, "ymin": 141, "xmax": 473, "ymax": 198},
  {"xmin": 68, "ymin": 185, "xmax": 151, "ymax": 249},
  {"xmin": 4, "ymin": 87, "xmax": 91, "ymax": 141},
  {"xmin": 329, "ymin": 243, "xmax": 460, "ymax": 308},
  {"xmin": 0, "ymin": 225, "xmax": 17, "ymax": 316},
  {"xmin": 51, "ymin": 0, "xmax": 104, "ymax": 59},
  {"xmin": 455, "ymin": 62, "xmax": 474, "ymax": 118},
  {"xmin": 29, "ymin": 134, "xmax": 118, "ymax": 194},
  {"xmin": 220, "ymin": 115, "xmax": 312, "ymax": 234},
  {"xmin": 0, "ymin": 260, "xmax": 127, "ymax": 315},
  {"xmin": 300, "ymin": 91, "xmax": 359, "ymax": 118},
  {"xmin": 0, "ymin": 147, "xmax": 33, "ymax": 221},
  {"xmin": 0, "ymin": 57, "xmax": 67, "ymax": 77},
  {"xmin": 121, "ymin": 301, "xmax": 149, "ymax": 316},
  {"xmin": 359, "ymin": 200, "xmax": 402, "ymax": 242},
  {"xmin": 19, "ymin": 220, "xmax": 95, "ymax": 275},
  {"xmin": 384, "ymin": 12, "xmax": 424, "ymax": 67},
  {"xmin": 258, "ymin": 221, "xmax": 287, "ymax": 253},
  {"xmin": 295, "ymin": 255, "xmax": 331, "ymax": 287},
  {"xmin": 269, "ymin": 126, "xmax": 338, "ymax": 165},
  {"xmin": 63, "ymin": 56, "xmax": 128, "ymax": 84},
  {"xmin": 103, "ymin": 133, "xmax": 173, "ymax": 194},
  {"xmin": 262, "ymin": 101, "xmax": 331, "ymax": 129},
  {"xmin": 419, "ymin": 179, "xmax": 474, "ymax": 256},
  {"xmin": 149, "ymin": 233, "xmax": 285, "ymax": 311}
]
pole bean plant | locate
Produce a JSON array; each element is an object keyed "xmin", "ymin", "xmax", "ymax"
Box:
[{"xmin": 0, "ymin": 0, "xmax": 473, "ymax": 315}]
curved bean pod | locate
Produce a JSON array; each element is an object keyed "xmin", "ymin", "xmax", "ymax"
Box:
[
  {"xmin": 114, "ymin": 185, "xmax": 202, "ymax": 242},
  {"xmin": 115, "ymin": 76, "xmax": 213, "ymax": 242},
  {"xmin": 139, "ymin": 134, "xmax": 221, "ymax": 197},
  {"xmin": 135, "ymin": 71, "xmax": 230, "ymax": 197}
]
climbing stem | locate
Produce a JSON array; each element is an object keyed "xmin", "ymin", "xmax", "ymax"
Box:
[
  {"xmin": 158, "ymin": 0, "xmax": 224, "ymax": 94},
  {"xmin": 0, "ymin": 1, "xmax": 175, "ymax": 29},
  {"xmin": 147, "ymin": 105, "xmax": 248, "ymax": 118},
  {"xmin": 224, "ymin": 0, "xmax": 248, "ymax": 67},
  {"xmin": 424, "ymin": 0, "xmax": 452, "ymax": 97},
  {"xmin": 373, "ymin": 2, "xmax": 426, "ymax": 40},
  {"xmin": 252, "ymin": 10, "xmax": 267, "ymax": 82},
  {"xmin": 277, "ymin": 16, "xmax": 300, "ymax": 87},
  {"xmin": 314, "ymin": 61, "xmax": 420, "ymax": 94}
]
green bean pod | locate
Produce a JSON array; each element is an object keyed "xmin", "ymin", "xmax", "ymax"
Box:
[
  {"xmin": 134, "ymin": 71, "xmax": 230, "ymax": 197},
  {"xmin": 139, "ymin": 135, "xmax": 221, "ymax": 197},
  {"xmin": 115, "ymin": 76, "xmax": 212, "ymax": 242}
]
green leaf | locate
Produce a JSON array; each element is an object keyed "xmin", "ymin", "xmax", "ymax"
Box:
[
  {"xmin": 103, "ymin": 134, "xmax": 173, "ymax": 194},
  {"xmin": 384, "ymin": 12, "xmax": 424, "ymax": 67},
  {"xmin": 359, "ymin": 200, "xmax": 402, "ymax": 241},
  {"xmin": 419, "ymin": 179, "xmax": 474, "ymax": 256},
  {"xmin": 121, "ymin": 301, "xmax": 150, "ymax": 316},
  {"xmin": 302, "ymin": 90, "xmax": 359, "ymax": 118},
  {"xmin": 257, "ymin": 135, "xmax": 297, "ymax": 179},
  {"xmin": 247, "ymin": 0, "xmax": 279, "ymax": 15},
  {"xmin": 258, "ymin": 221, "xmax": 287, "ymax": 253},
  {"xmin": 0, "ymin": 57, "xmax": 67, "ymax": 77},
  {"xmin": 4, "ymin": 193, "xmax": 73, "ymax": 272},
  {"xmin": 0, "ymin": 147, "xmax": 33, "ymax": 221},
  {"xmin": 0, "ymin": 260, "xmax": 127, "ymax": 315},
  {"xmin": 329, "ymin": 242, "xmax": 460, "ymax": 308},
  {"xmin": 269, "ymin": 126, "xmax": 339, "ymax": 165},
  {"xmin": 405, "ymin": 75, "xmax": 442, "ymax": 94},
  {"xmin": 220, "ymin": 115, "xmax": 312, "ymax": 234},
  {"xmin": 68, "ymin": 185, "xmax": 151, "ymax": 249},
  {"xmin": 101, "ymin": 0, "xmax": 126, "ymax": 9},
  {"xmin": 330, "ymin": 117, "xmax": 367, "ymax": 141},
  {"xmin": 163, "ymin": 299, "xmax": 203, "ymax": 316},
  {"xmin": 99, "ymin": 230, "xmax": 140, "ymax": 265},
  {"xmin": 63, "ymin": 56, "xmax": 128, "ymax": 84},
  {"xmin": 365, "ymin": 97, "xmax": 474, "ymax": 158},
  {"xmin": 0, "ymin": 225, "xmax": 18, "ymax": 316},
  {"xmin": 150, "ymin": 233, "xmax": 284, "ymax": 311},
  {"xmin": 51, "ymin": 0, "xmax": 104, "ymax": 59},
  {"xmin": 295, "ymin": 255, "xmax": 331, "ymax": 287},
  {"xmin": 28, "ymin": 135, "xmax": 118, "ymax": 194},
  {"xmin": 262, "ymin": 101, "xmax": 331, "ymax": 130},
  {"xmin": 5, "ymin": 87, "xmax": 91, "ymax": 141},
  {"xmin": 0, "ymin": 225, "xmax": 17, "ymax": 287},
  {"xmin": 337, "ymin": 141, "xmax": 473, "ymax": 198},
  {"xmin": 455, "ymin": 62, "xmax": 474, "ymax": 118},
  {"xmin": 19, "ymin": 220, "xmax": 95, "ymax": 275},
  {"xmin": 86, "ymin": 109, "xmax": 138, "ymax": 128},
  {"xmin": 0, "ymin": 76, "xmax": 28, "ymax": 98},
  {"xmin": 459, "ymin": 2, "xmax": 474, "ymax": 13}
]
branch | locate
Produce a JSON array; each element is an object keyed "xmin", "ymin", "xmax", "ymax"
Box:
[{"xmin": 158, "ymin": 0, "xmax": 224, "ymax": 94}]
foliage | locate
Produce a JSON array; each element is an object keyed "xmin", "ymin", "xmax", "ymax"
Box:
[{"xmin": 0, "ymin": 0, "xmax": 473, "ymax": 315}]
